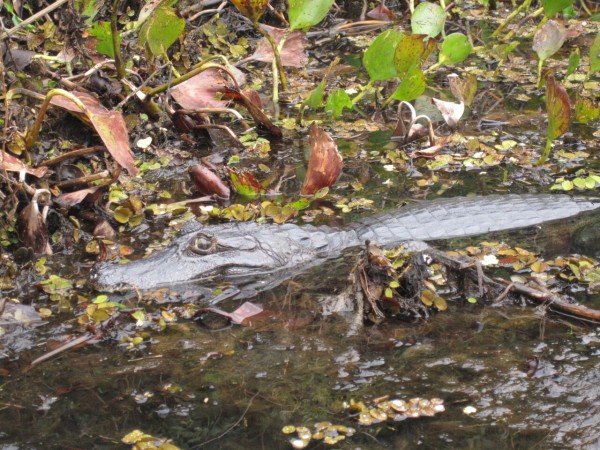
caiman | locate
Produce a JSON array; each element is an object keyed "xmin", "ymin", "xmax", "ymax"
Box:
[{"xmin": 90, "ymin": 194, "xmax": 600, "ymax": 298}]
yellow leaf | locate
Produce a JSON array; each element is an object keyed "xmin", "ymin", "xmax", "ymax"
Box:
[{"xmin": 230, "ymin": 0, "xmax": 268, "ymax": 22}]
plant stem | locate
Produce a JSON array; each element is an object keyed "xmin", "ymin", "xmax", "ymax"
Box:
[
  {"xmin": 111, "ymin": 0, "xmax": 126, "ymax": 81},
  {"xmin": 256, "ymin": 25, "xmax": 288, "ymax": 91}
]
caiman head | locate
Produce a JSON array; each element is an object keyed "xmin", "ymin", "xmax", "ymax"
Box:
[{"xmin": 89, "ymin": 221, "xmax": 323, "ymax": 294}]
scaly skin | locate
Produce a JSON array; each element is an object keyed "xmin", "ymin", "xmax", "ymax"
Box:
[{"xmin": 89, "ymin": 194, "xmax": 600, "ymax": 297}]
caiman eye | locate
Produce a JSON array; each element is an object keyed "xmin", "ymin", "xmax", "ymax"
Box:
[{"xmin": 190, "ymin": 235, "xmax": 218, "ymax": 255}]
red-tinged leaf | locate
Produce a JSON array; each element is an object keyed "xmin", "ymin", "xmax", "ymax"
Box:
[
  {"xmin": 301, "ymin": 123, "xmax": 343, "ymax": 196},
  {"xmin": 431, "ymin": 97, "xmax": 464, "ymax": 129},
  {"xmin": 170, "ymin": 66, "xmax": 246, "ymax": 109},
  {"xmin": 55, "ymin": 186, "xmax": 103, "ymax": 208},
  {"xmin": 546, "ymin": 75, "xmax": 571, "ymax": 141},
  {"xmin": 367, "ymin": 2, "xmax": 395, "ymax": 20},
  {"xmin": 189, "ymin": 164, "xmax": 230, "ymax": 199},
  {"xmin": 50, "ymin": 92, "xmax": 136, "ymax": 176},
  {"xmin": 197, "ymin": 302, "xmax": 264, "ymax": 325},
  {"xmin": 220, "ymin": 87, "xmax": 282, "ymax": 138},
  {"xmin": 229, "ymin": 302, "xmax": 264, "ymax": 324},
  {"xmin": 0, "ymin": 151, "xmax": 48, "ymax": 177},
  {"xmin": 230, "ymin": 0, "xmax": 269, "ymax": 23},
  {"xmin": 251, "ymin": 27, "xmax": 308, "ymax": 68},
  {"xmin": 228, "ymin": 167, "xmax": 266, "ymax": 198},
  {"xmin": 411, "ymin": 134, "xmax": 453, "ymax": 158}
]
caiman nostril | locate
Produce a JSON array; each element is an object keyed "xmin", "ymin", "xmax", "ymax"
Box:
[{"xmin": 190, "ymin": 235, "xmax": 218, "ymax": 255}]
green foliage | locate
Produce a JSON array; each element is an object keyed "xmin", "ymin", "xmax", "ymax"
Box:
[
  {"xmin": 325, "ymin": 89, "xmax": 353, "ymax": 119},
  {"xmin": 566, "ymin": 48, "xmax": 580, "ymax": 76},
  {"xmin": 394, "ymin": 34, "xmax": 425, "ymax": 78},
  {"xmin": 88, "ymin": 21, "xmax": 118, "ymax": 58},
  {"xmin": 589, "ymin": 32, "xmax": 600, "ymax": 75},
  {"xmin": 75, "ymin": 0, "xmax": 102, "ymax": 23},
  {"xmin": 438, "ymin": 33, "xmax": 472, "ymax": 65},
  {"xmin": 411, "ymin": 2, "xmax": 445, "ymax": 37},
  {"xmin": 541, "ymin": 0, "xmax": 574, "ymax": 17},
  {"xmin": 138, "ymin": 5, "xmax": 185, "ymax": 56},
  {"xmin": 288, "ymin": 0, "xmax": 335, "ymax": 31},
  {"xmin": 391, "ymin": 64, "xmax": 426, "ymax": 101},
  {"xmin": 363, "ymin": 30, "xmax": 405, "ymax": 81}
]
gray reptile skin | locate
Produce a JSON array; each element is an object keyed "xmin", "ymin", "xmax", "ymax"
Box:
[{"xmin": 90, "ymin": 194, "xmax": 600, "ymax": 296}]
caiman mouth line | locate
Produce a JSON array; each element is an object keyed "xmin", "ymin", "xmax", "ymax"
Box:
[{"xmin": 91, "ymin": 194, "xmax": 600, "ymax": 297}]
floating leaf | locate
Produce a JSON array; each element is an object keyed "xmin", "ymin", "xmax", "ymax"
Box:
[
  {"xmin": 288, "ymin": 0, "xmax": 335, "ymax": 31},
  {"xmin": 438, "ymin": 33, "xmax": 472, "ymax": 66},
  {"xmin": 364, "ymin": 29, "xmax": 404, "ymax": 81},
  {"xmin": 411, "ymin": 2, "xmax": 445, "ymax": 38},
  {"xmin": 230, "ymin": 0, "xmax": 269, "ymax": 23},
  {"xmin": 301, "ymin": 123, "xmax": 343, "ymax": 195}
]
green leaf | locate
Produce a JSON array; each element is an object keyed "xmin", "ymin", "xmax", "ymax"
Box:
[
  {"xmin": 566, "ymin": 48, "xmax": 579, "ymax": 76},
  {"xmin": 75, "ymin": 0, "xmax": 102, "ymax": 23},
  {"xmin": 363, "ymin": 30, "xmax": 405, "ymax": 81},
  {"xmin": 439, "ymin": 33, "xmax": 472, "ymax": 65},
  {"xmin": 394, "ymin": 34, "xmax": 424, "ymax": 78},
  {"xmin": 88, "ymin": 21, "xmax": 118, "ymax": 58},
  {"xmin": 303, "ymin": 80, "xmax": 326, "ymax": 109},
  {"xmin": 325, "ymin": 89, "xmax": 353, "ymax": 119},
  {"xmin": 289, "ymin": 0, "xmax": 335, "ymax": 31},
  {"xmin": 467, "ymin": 297, "xmax": 477, "ymax": 304},
  {"xmin": 590, "ymin": 32, "xmax": 600, "ymax": 75},
  {"xmin": 411, "ymin": 2, "xmax": 445, "ymax": 38},
  {"xmin": 138, "ymin": 5, "xmax": 185, "ymax": 56},
  {"xmin": 541, "ymin": 0, "xmax": 573, "ymax": 17},
  {"xmin": 391, "ymin": 65, "xmax": 426, "ymax": 101}
]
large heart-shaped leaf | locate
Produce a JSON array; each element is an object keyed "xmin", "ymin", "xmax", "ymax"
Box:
[
  {"xmin": 533, "ymin": 20, "xmax": 565, "ymax": 62},
  {"xmin": 411, "ymin": 2, "xmax": 445, "ymax": 38},
  {"xmin": 364, "ymin": 29, "xmax": 405, "ymax": 81},
  {"xmin": 289, "ymin": 0, "xmax": 335, "ymax": 31},
  {"xmin": 138, "ymin": 5, "xmax": 184, "ymax": 56}
]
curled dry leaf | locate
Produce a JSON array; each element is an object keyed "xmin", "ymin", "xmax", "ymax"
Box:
[
  {"xmin": 411, "ymin": 134, "xmax": 453, "ymax": 159},
  {"xmin": 189, "ymin": 164, "xmax": 230, "ymax": 199},
  {"xmin": 17, "ymin": 189, "xmax": 52, "ymax": 255},
  {"xmin": 251, "ymin": 27, "xmax": 308, "ymax": 68},
  {"xmin": 50, "ymin": 91, "xmax": 137, "ymax": 176},
  {"xmin": 301, "ymin": 123, "xmax": 343, "ymax": 196},
  {"xmin": 170, "ymin": 66, "xmax": 246, "ymax": 109},
  {"xmin": 367, "ymin": 2, "xmax": 395, "ymax": 20},
  {"xmin": 431, "ymin": 97, "xmax": 464, "ymax": 129}
]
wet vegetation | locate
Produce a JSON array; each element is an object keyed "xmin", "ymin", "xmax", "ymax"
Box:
[{"xmin": 1, "ymin": 0, "xmax": 600, "ymax": 448}]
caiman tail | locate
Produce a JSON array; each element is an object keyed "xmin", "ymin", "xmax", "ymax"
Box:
[{"xmin": 89, "ymin": 194, "xmax": 600, "ymax": 295}]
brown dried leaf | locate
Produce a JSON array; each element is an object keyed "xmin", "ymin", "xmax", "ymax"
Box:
[
  {"xmin": 170, "ymin": 67, "xmax": 246, "ymax": 109},
  {"xmin": 17, "ymin": 190, "xmax": 51, "ymax": 255},
  {"xmin": 301, "ymin": 123, "xmax": 343, "ymax": 195},
  {"xmin": 251, "ymin": 27, "xmax": 308, "ymax": 68},
  {"xmin": 50, "ymin": 92, "xmax": 136, "ymax": 176},
  {"xmin": 189, "ymin": 164, "xmax": 230, "ymax": 199},
  {"xmin": 0, "ymin": 150, "xmax": 48, "ymax": 177}
]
